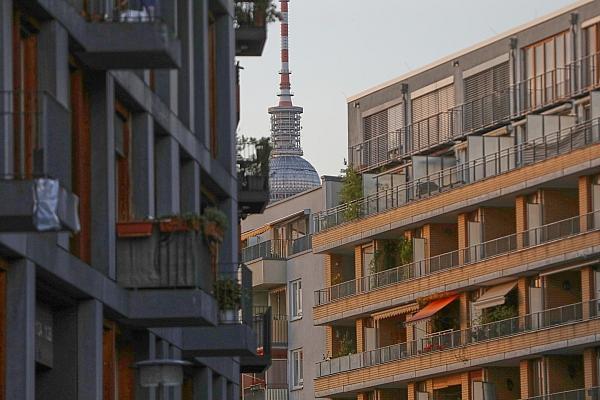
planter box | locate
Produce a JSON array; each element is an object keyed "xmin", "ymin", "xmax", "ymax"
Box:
[{"xmin": 116, "ymin": 221, "xmax": 154, "ymax": 238}]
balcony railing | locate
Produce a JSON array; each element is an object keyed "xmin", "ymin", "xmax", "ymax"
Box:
[
  {"xmin": 316, "ymin": 117, "xmax": 600, "ymax": 233},
  {"xmin": 214, "ymin": 264, "xmax": 254, "ymax": 325},
  {"xmin": 253, "ymin": 307, "xmax": 288, "ymax": 347},
  {"xmin": 523, "ymin": 387, "xmax": 600, "ymax": 400},
  {"xmin": 348, "ymin": 52, "xmax": 600, "ymax": 174},
  {"xmin": 315, "ymin": 299, "xmax": 600, "ymax": 377},
  {"xmin": 241, "ymin": 235, "xmax": 313, "ymax": 263},
  {"xmin": 314, "ymin": 210, "xmax": 600, "ymax": 306},
  {"xmin": 66, "ymin": 0, "xmax": 164, "ymax": 23}
]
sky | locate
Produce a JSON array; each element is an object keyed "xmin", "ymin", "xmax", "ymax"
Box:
[{"xmin": 236, "ymin": 0, "xmax": 577, "ymax": 177}]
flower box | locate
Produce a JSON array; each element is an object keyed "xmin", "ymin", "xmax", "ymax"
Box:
[{"xmin": 116, "ymin": 221, "xmax": 154, "ymax": 238}]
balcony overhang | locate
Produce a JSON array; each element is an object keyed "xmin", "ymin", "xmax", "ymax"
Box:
[
  {"xmin": 236, "ymin": 25, "xmax": 267, "ymax": 57},
  {"xmin": 125, "ymin": 289, "xmax": 218, "ymax": 327},
  {"xmin": 77, "ymin": 22, "xmax": 181, "ymax": 69},
  {"xmin": 247, "ymin": 259, "xmax": 287, "ymax": 289},
  {"xmin": 238, "ymin": 176, "xmax": 270, "ymax": 215},
  {"xmin": 0, "ymin": 179, "xmax": 80, "ymax": 233},
  {"xmin": 181, "ymin": 324, "xmax": 257, "ymax": 357},
  {"xmin": 240, "ymin": 352, "xmax": 272, "ymax": 374}
]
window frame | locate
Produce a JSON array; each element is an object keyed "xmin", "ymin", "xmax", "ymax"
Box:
[
  {"xmin": 289, "ymin": 279, "xmax": 302, "ymax": 320},
  {"xmin": 290, "ymin": 348, "xmax": 304, "ymax": 390}
]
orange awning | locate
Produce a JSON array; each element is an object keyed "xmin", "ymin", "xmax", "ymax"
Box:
[{"xmin": 405, "ymin": 294, "xmax": 459, "ymax": 324}]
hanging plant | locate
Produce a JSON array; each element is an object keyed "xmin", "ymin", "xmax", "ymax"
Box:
[{"xmin": 202, "ymin": 207, "xmax": 228, "ymax": 243}]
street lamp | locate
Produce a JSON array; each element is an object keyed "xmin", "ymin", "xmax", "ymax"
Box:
[{"xmin": 135, "ymin": 359, "xmax": 192, "ymax": 388}]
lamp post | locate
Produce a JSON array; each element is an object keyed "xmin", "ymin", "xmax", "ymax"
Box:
[{"xmin": 135, "ymin": 359, "xmax": 192, "ymax": 388}]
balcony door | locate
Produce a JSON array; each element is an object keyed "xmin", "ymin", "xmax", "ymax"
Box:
[{"xmin": 12, "ymin": 9, "xmax": 39, "ymax": 178}]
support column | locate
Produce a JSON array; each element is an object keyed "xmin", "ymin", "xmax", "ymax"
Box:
[
  {"xmin": 461, "ymin": 372, "xmax": 471, "ymax": 400},
  {"xmin": 325, "ymin": 326, "xmax": 333, "ymax": 359},
  {"xmin": 180, "ymin": 159, "xmax": 200, "ymax": 214},
  {"xmin": 177, "ymin": 0, "xmax": 194, "ymax": 131},
  {"xmin": 583, "ymin": 348, "xmax": 597, "ymax": 388},
  {"xmin": 215, "ymin": 13, "xmax": 236, "ymax": 171},
  {"xmin": 354, "ymin": 245, "xmax": 362, "ymax": 281},
  {"xmin": 356, "ymin": 318, "xmax": 364, "ymax": 353},
  {"xmin": 218, "ymin": 198, "xmax": 238, "ymax": 265},
  {"xmin": 407, "ymin": 383, "xmax": 416, "ymax": 400},
  {"xmin": 581, "ymin": 266, "xmax": 594, "ymax": 319},
  {"xmin": 519, "ymin": 360, "xmax": 530, "ymax": 399},
  {"xmin": 6, "ymin": 259, "xmax": 36, "ymax": 400},
  {"xmin": 518, "ymin": 277, "xmax": 529, "ymax": 317},
  {"xmin": 172, "ymin": 347, "xmax": 183, "ymax": 400},
  {"xmin": 459, "ymin": 292, "xmax": 469, "ymax": 330},
  {"xmin": 213, "ymin": 375, "xmax": 226, "ymax": 400},
  {"xmin": 515, "ymin": 196, "xmax": 527, "ymax": 249},
  {"xmin": 77, "ymin": 299, "xmax": 103, "ymax": 400},
  {"xmin": 38, "ymin": 20, "xmax": 71, "ymax": 188},
  {"xmin": 131, "ymin": 112, "xmax": 155, "ymax": 219},
  {"xmin": 155, "ymin": 135, "xmax": 180, "ymax": 217},
  {"xmin": 90, "ymin": 72, "xmax": 116, "ymax": 278},
  {"xmin": 157, "ymin": 340, "xmax": 171, "ymax": 400},
  {"xmin": 192, "ymin": 0, "xmax": 209, "ymax": 143},
  {"xmin": 0, "ymin": 0, "xmax": 13, "ymax": 176},
  {"xmin": 579, "ymin": 175, "xmax": 592, "ymax": 231},
  {"xmin": 457, "ymin": 213, "xmax": 468, "ymax": 264},
  {"xmin": 193, "ymin": 367, "xmax": 213, "ymax": 400},
  {"xmin": 226, "ymin": 382, "xmax": 238, "ymax": 400}
]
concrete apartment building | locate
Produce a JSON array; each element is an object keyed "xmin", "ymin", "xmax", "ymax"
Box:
[
  {"xmin": 310, "ymin": 0, "xmax": 600, "ymax": 399},
  {"xmin": 240, "ymin": 177, "xmax": 342, "ymax": 400},
  {"xmin": 0, "ymin": 0, "xmax": 272, "ymax": 399}
]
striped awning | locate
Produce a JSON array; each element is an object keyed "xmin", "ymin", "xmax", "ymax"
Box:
[
  {"xmin": 372, "ymin": 303, "xmax": 419, "ymax": 321},
  {"xmin": 472, "ymin": 281, "xmax": 517, "ymax": 310},
  {"xmin": 241, "ymin": 224, "xmax": 271, "ymax": 242}
]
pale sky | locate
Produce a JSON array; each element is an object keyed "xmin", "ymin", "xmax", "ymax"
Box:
[{"xmin": 236, "ymin": 0, "xmax": 577, "ymax": 177}]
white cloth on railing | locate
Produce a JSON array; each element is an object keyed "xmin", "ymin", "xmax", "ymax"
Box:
[{"xmin": 119, "ymin": 9, "xmax": 150, "ymax": 22}]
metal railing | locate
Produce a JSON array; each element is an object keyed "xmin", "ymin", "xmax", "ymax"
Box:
[
  {"xmin": 242, "ymin": 239, "xmax": 289, "ymax": 263},
  {"xmin": 348, "ymin": 52, "xmax": 600, "ymax": 175},
  {"xmin": 314, "ymin": 210, "xmax": 600, "ymax": 306},
  {"xmin": 315, "ymin": 117, "xmax": 600, "ymax": 233},
  {"xmin": 315, "ymin": 299, "xmax": 599, "ymax": 377},
  {"xmin": 521, "ymin": 387, "xmax": 600, "ymax": 400},
  {"xmin": 66, "ymin": 0, "xmax": 164, "ymax": 23},
  {"xmin": 253, "ymin": 307, "xmax": 288, "ymax": 346},
  {"xmin": 241, "ymin": 235, "xmax": 313, "ymax": 263}
]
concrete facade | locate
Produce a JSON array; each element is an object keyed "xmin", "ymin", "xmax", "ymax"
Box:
[
  {"xmin": 241, "ymin": 177, "xmax": 342, "ymax": 400},
  {"xmin": 0, "ymin": 0, "xmax": 269, "ymax": 399}
]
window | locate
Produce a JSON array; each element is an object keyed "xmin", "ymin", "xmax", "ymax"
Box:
[
  {"xmin": 584, "ymin": 22, "xmax": 600, "ymax": 88},
  {"xmin": 523, "ymin": 31, "xmax": 570, "ymax": 109},
  {"xmin": 290, "ymin": 279, "xmax": 302, "ymax": 319},
  {"xmin": 291, "ymin": 348, "xmax": 303, "ymax": 389}
]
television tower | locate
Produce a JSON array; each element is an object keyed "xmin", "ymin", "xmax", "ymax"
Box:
[{"xmin": 268, "ymin": 0, "xmax": 320, "ymax": 202}]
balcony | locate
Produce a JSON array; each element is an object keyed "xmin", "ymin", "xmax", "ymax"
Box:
[
  {"xmin": 63, "ymin": 0, "xmax": 180, "ymax": 69},
  {"xmin": 0, "ymin": 91, "xmax": 80, "ymax": 232},
  {"xmin": 347, "ymin": 51, "xmax": 600, "ymax": 175},
  {"xmin": 523, "ymin": 387, "xmax": 600, "ymax": 400},
  {"xmin": 238, "ymin": 138, "xmax": 270, "ymax": 215},
  {"xmin": 254, "ymin": 306, "xmax": 288, "ymax": 348},
  {"xmin": 180, "ymin": 265, "xmax": 261, "ymax": 355},
  {"xmin": 116, "ymin": 223, "xmax": 221, "ymax": 326},
  {"xmin": 235, "ymin": 1, "xmax": 269, "ymax": 57},
  {"xmin": 314, "ymin": 118, "xmax": 600, "ymax": 247},
  {"xmin": 241, "ymin": 308, "xmax": 274, "ymax": 373},
  {"xmin": 314, "ymin": 211, "xmax": 600, "ymax": 324},
  {"xmin": 315, "ymin": 300, "xmax": 600, "ymax": 389},
  {"xmin": 242, "ymin": 235, "xmax": 313, "ymax": 264}
]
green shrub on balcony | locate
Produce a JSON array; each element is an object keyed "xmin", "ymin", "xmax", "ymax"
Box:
[{"xmin": 340, "ymin": 166, "xmax": 362, "ymax": 221}]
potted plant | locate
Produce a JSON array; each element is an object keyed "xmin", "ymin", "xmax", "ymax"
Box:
[
  {"xmin": 213, "ymin": 278, "xmax": 242, "ymax": 323},
  {"xmin": 116, "ymin": 220, "xmax": 154, "ymax": 238},
  {"xmin": 202, "ymin": 207, "xmax": 228, "ymax": 243}
]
